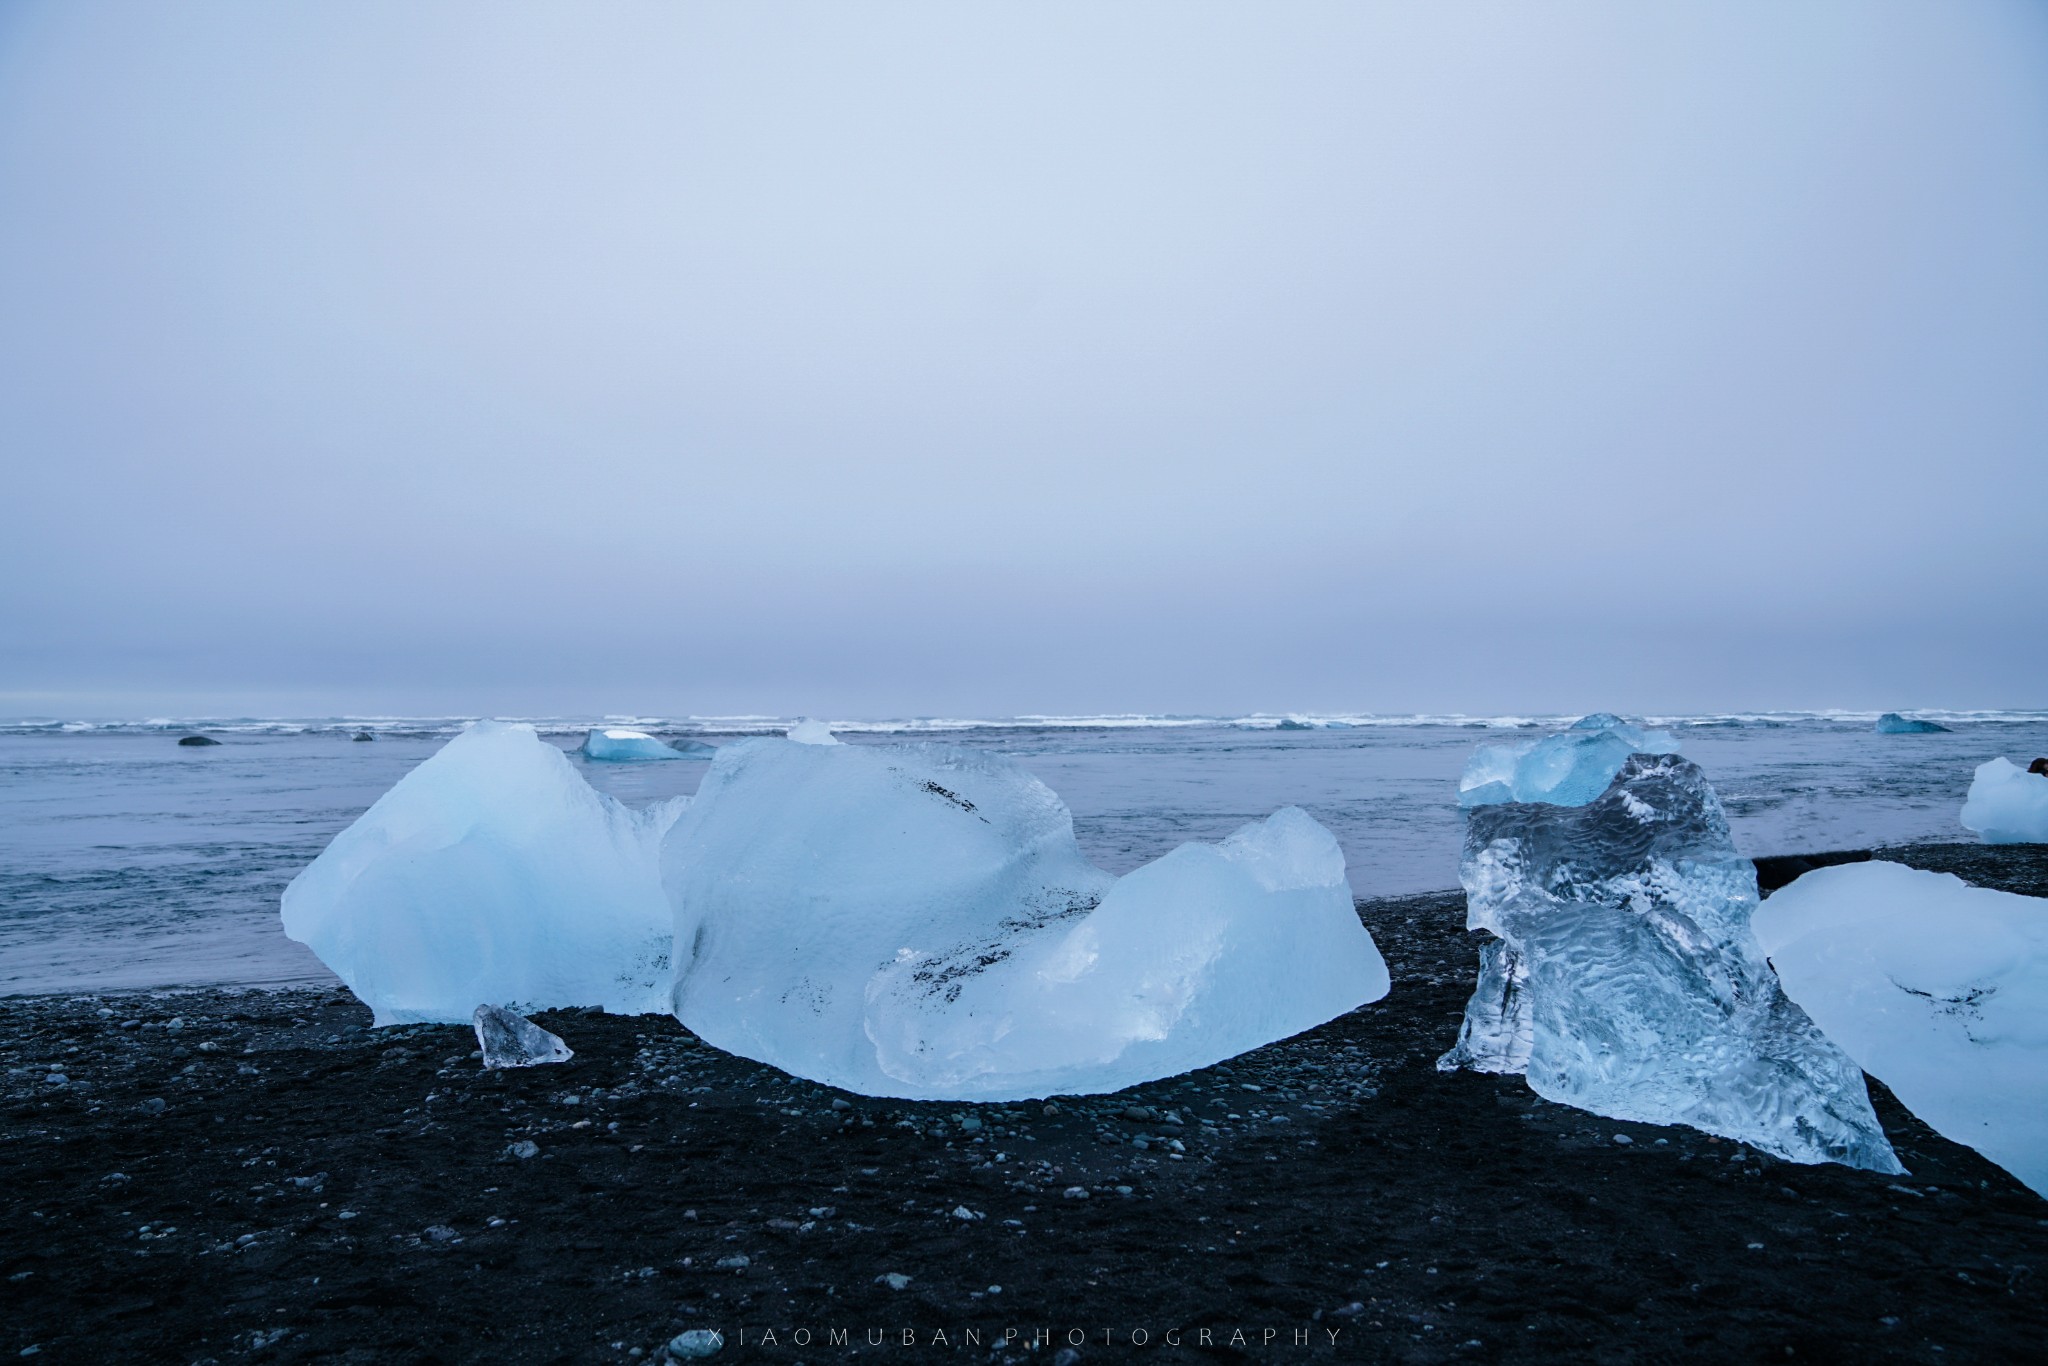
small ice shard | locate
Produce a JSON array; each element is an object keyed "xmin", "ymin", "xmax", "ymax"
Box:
[
  {"xmin": 281, "ymin": 721, "xmax": 684, "ymax": 1025},
  {"xmin": 352, "ymin": 731, "xmax": 375, "ymax": 742},
  {"xmin": 1960, "ymin": 757, "xmax": 2048, "ymax": 844},
  {"xmin": 473, "ymin": 1004, "xmax": 573, "ymax": 1069},
  {"xmin": 786, "ymin": 718, "xmax": 843, "ymax": 745},
  {"xmin": 1457, "ymin": 714, "xmax": 1679, "ymax": 809},
  {"xmin": 663, "ymin": 738, "xmax": 1388, "ymax": 1100},
  {"xmin": 580, "ymin": 727, "xmax": 713, "ymax": 761},
  {"xmin": 1439, "ymin": 745, "xmax": 1901, "ymax": 1171},
  {"xmin": 1875, "ymin": 712, "xmax": 1950, "ymax": 734},
  {"xmin": 1756, "ymin": 862, "xmax": 2048, "ymax": 1195}
]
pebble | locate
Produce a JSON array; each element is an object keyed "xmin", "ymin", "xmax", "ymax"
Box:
[
  {"xmin": 1121, "ymin": 1105, "xmax": 1155, "ymax": 1122},
  {"xmin": 951, "ymin": 1206, "xmax": 982, "ymax": 1221},
  {"xmin": 830, "ymin": 1098, "xmax": 852, "ymax": 1111},
  {"xmin": 138, "ymin": 1098, "xmax": 166, "ymax": 1116},
  {"xmin": 666, "ymin": 1328, "xmax": 725, "ymax": 1359},
  {"xmin": 423, "ymin": 1225, "xmax": 458, "ymax": 1243},
  {"xmin": 506, "ymin": 1140, "xmax": 540, "ymax": 1160},
  {"xmin": 714, "ymin": 1254, "xmax": 749, "ymax": 1269},
  {"xmin": 1613, "ymin": 1134, "xmax": 1633, "ymax": 1145},
  {"xmin": 1062, "ymin": 1186, "xmax": 1089, "ymax": 1200}
]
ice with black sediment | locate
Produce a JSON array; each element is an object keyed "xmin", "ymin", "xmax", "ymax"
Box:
[
  {"xmin": 1756, "ymin": 861, "xmax": 2048, "ymax": 1194},
  {"xmin": 1438, "ymin": 741, "xmax": 1901, "ymax": 1171},
  {"xmin": 662, "ymin": 737, "xmax": 1389, "ymax": 1100},
  {"xmin": 473, "ymin": 1004, "xmax": 573, "ymax": 1069}
]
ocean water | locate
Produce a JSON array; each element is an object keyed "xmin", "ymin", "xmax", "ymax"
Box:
[{"xmin": 3, "ymin": 711, "xmax": 2044, "ymax": 996}]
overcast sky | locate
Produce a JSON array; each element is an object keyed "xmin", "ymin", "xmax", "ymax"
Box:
[{"xmin": 2, "ymin": 2, "xmax": 2044, "ymax": 719}]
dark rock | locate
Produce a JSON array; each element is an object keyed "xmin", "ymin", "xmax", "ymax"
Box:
[
  {"xmin": 176, "ymin": 735, "xmax": 220, "ymax": 747},
  {"xmin": 351, "ymin": 732, "xmax": 375, "ymax": 742},
  {"xmin": 1754, "ymin": 849, "xmax": 1874, "ymax": 896}
]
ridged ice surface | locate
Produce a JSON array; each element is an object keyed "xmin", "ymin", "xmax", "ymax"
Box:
[
  {"xmin": 1439, "ymin": 751, "xmax": 1901, "ymax": 1171},
  {"xmin": 281, "ymin": 723, "xmax": 683, "ymax": 1025},
  {"xmin": 663, "ymin": 738, "xmax": 1389, "ymax": 1100},
  {"xmin": 1961, "ymin": 758, "xmax": 2048, "ymax": 844},
  {"xmin": 1755, "ymin": 861, "xmax": 2048, "ymax": 1195}
]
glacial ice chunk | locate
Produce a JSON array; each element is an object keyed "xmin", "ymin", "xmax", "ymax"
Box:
[
  {"xmin": 662, "ymin": 738, "xmax": 1388, "ymax": 1100},
  {"xmin": 1755, "ymin": 862, "xmax": 2048, "ymax": 1194},
  {"xmin": 281, "ymin": 722, "xmax": 683, "ymax": 1025},
  {"xmin": 1875, "ymin": 712, "xmax": 1950, "ymax": 734},
  {"xmin": 581, "ymin": 727, "xmax": 713, "ymax": 761},
  {"xmin": 473, "ymin": 1003, "xmax": 573, "ymax": 1068},
  {"xmin": 1439, "ymin": 750, "xmax": 1901, "ymax": 1170},
  {"xmin": 1457, "ymin": 715, "xmax": 1680, "ymax": 809},
  {"xmin": 786, "ymin": 719, "xmax": 843, "ymax": 745},
  {"xmin": 1960, "ymin": 758, "xmax": 2048, "ymax": 844}
]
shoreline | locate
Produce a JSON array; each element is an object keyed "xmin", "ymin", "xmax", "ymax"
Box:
[{"xmin": 4, "ymin": 843, "xmax": 2045, "ymax": 1362}]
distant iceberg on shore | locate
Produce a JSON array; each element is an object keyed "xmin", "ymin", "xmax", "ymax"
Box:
[
  {"xmin": 581, "ymin": 727, "xmax": 713, "ymax": 761},
  {"xmin": 1876, "ymin": 712, "xmax": 1950, "ymax": 734},
  {"xmin": 1961, "ymin": 757, "xmax": 2048, "ymax": 844},
  {"xmin": 282, "ymin": 722, "xmax": 683, "ymax": 1025},
  {"xmin": 1440, "ymin": 720, "xmax": 1900, "ymax": 1171},
  {"xmin": 663, "ymin": 738, "xmax": 1389, "ymax": 1100}
]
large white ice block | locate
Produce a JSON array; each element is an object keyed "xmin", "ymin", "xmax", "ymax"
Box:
[
  {"xmin": 1458, "ymin": 716, "xmax": 1680, "ymax": 809},
  {"xmin": 662, "ymin": 738, "xmax": 1388, "ymax": 1099},
  {"xmin": 1440, "ymin": 749, "xmax": 1900, "ymax": 1171},
  {"xmin": 1960, "ymin": 758, "xmax": 2048, "ymax": 844},
  {"xmin": 282, "ymin": 722, "xmax": 683, "ymax": 1025},
  {"xmin": 1756, "ymin": 861, "xmax": 2048, "ymax": 1195}
]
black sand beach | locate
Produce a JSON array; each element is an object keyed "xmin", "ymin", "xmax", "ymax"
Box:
[{"xmin": 4, "ymin": 842, "xmax": 2045, "ymax": 1364}]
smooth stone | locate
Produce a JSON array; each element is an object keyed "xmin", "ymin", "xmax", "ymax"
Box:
[{"xmin": 666, "ymin": 1329, "xmax": 725, "ymax": 1359}]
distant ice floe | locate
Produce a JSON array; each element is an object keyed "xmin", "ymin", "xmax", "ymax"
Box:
[
  {"xmin": 281, "ymin": 722, "xmax": 683, "ymax": 1025},
  {"xmin": 786, "ymin": 719, "xmax": 843, "ymax": 745},
  {"xmin": 1756, "ymin": 862, "xmax": 2048, "ymax": 1195},
  {"xmin": 580, "ymin": 726, "xmax": 714, "ymax": 761},
  {"xmin": 1960, "ymin": 758, "xmax": 2048, "ymax": 844},
  {"xmin": 1439, "ymin": 719, "xmax": 1901, "ymax": 1171},
  {"xmin": 662, "ymin": 738, "xmax": 1389, "ymax": 1100},
  {"xmin": 1875, "ymin": 712, "xmax": 1950, "ymax": 734}
]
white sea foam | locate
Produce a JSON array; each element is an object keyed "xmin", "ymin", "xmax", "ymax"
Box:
[{"xmin": 11, "ymin": 709, "xmax": 2047, "ymax": 739}]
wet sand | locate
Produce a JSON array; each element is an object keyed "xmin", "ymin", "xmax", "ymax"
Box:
[{"xmin": 3, "ymin": 842, "xmax": 2044, "ymax": 1364}]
